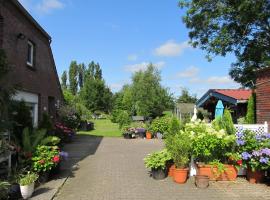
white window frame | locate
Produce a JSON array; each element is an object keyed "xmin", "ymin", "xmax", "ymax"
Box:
[{"xmin": 27, "ymin": 41, "xmax": 34, "ymax": 67}]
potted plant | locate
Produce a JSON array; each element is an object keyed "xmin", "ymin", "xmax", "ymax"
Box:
[
  {"xmin": 18, "ymin": 171, "xmax": 38, "ymax": 199},
  {"xmin": 144, "ymin": 149, "xmax": 171, "ymax": 180},
  {"xmin": 235, "ymin": 130, "xmax": 270, "ymax": 183},
  {"xmin": 0, "ymin": 181, "xmax": 10, "ymax": 200},
  {"xmin": 32, "ymin": 145, "xmax": 61, "ymax": 183},
  {"xmin": 165, "ymin": 132, "xmax": 191, "ymax": 184},
  {"xmin": 149, "ymin": 117, "xmax": 170, "ymax": 139}
]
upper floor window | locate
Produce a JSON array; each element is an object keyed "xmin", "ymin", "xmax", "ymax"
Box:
[{"xmin": 27, "ymin": 40, "xmax": 34, "ymax": 67}]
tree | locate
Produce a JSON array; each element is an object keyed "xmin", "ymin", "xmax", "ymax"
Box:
[
  {"xmin": 180, "ymin": 0, "xmax": 270, "ymax": 87},
  {"xmin": 177, "ymin": 88, "xmax": 197, "ymax": 103},
  {"xmin": 69, "ymin": 61, "xmax": 78, "ymax": 95},
  {"xmin": 61, "ymin": 71, "xmax": 67, "ymax": 90},
  {"xmin": 245, "ymin": 94, "xmax": 256, "ymax": 123},
  {"xmin": 95, "ymin": 63, "xmax": 102, "ymax": 80},
  {"xmin": 78, "ymin": 63, "xmax": 86, "ymax": 89}
]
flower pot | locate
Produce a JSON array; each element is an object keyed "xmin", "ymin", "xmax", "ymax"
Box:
[
  {"xmin": 20, "ymin": 183, "xmax": 34, "ymax": 199},
  {"xmin": 247, "ymin": 169, "xmax": 265, "ymax": 184},
  {"xmin": 123, "ymin": 133, "xmax": 132, "ymax": 139},
  {"xmin": 38, "ymin": 171, "xmax": 50, "ymax": 184},
  {"xmin": 8, "ymin": 183, "xmax": 22, "ymax": 199},
  {"xmin": 173, "ymin": 168, "xmax": 189, "ymax": 184},
  {"xmin": 198, "ymin": 164, "xmax": 237, "ymax": 181},
  {"xmin": 195, "ymin": 175, "xmax": 209, "ymax": 188},
  {"xmin": 152, "ymin": 168, "xmax": 167, "ymax": 180},
  {"xmin": 168, "ymin": 164, "xmax": 175, "ymax": 177},
  {"xmin": 146, "ymin": 132, "xmax": 152, "ymax": 139}
]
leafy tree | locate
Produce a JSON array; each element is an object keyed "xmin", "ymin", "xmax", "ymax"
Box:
[
  {"xmin": 177, "ymin": 88, "xmax": 197, "ymax": 103},
  {"xmin": 95, "ymin": 63, "xmax": 102, "ymax": 80},
  {"xmin": 78, "ymin": 63, "xmax": 86, "ymax": 89},
  {"xmin": 61, "ymin": 70, "xmax": 67, "ymax": 90},
  {"xmin": 68, "ymin": 61, "xmax": 78, "ymax": 95},
  {"xmin": 180, "ymin": 0, "xmax": 270, "ymax": 87},
  {"xmin": 246, "ymin": 94, "xmax": 256, "ymax": 124}
]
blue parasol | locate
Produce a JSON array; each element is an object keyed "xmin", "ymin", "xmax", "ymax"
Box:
[{"xmin": 215, "ymin": 100, "xmax": 224, "ymax": 119}]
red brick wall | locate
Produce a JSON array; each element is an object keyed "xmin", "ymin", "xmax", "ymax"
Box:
[
  {"xmin": 256, "ymin": 68, "xmax": 270, "ymax": 125},
  {"xmin": 0, "ymin": 1, "xmax": 63, "ymax": 122}
]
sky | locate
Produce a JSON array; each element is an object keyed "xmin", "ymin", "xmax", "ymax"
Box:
[{"xmin": 18, "ymin": 0, "xmax": 240, "ymax": 98}]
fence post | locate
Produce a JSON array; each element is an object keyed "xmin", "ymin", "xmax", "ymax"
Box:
[{"xmin": 264, "ymin": 121, "xmax": 268, "ymax": 133}]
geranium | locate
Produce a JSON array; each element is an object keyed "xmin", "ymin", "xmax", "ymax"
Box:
[{"xmin": 53, "ymin": 155, "xmax": 60, "ymax": 163}]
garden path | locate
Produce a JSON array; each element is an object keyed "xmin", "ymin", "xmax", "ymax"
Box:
[{"xmin": 54, "ymin": 137, "xmax": 270, "ymax": 200}]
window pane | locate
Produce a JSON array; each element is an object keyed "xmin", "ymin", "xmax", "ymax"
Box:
[{"xmin": 27, "ymin": 42, "xmax": 33, "ymax": 65}]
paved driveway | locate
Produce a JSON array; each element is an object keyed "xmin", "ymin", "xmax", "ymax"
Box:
[{"xmin": 54, "ymin": 137, "xmax": 270, "ymax": 200}]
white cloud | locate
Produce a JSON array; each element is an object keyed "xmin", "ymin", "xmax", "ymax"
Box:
[
  {"xmin": 176, "ymin": 66, "xmax": 200, "ymax": 78},
  {"xmin": 36, "ymin": 0, "xmax": 64, "ymax": 13},
  {"xmin": 206, "ymin": 76, "xmax": 235, "ymax": 85},
  {"xmin": 109, "ymin": 83, "xmax": 123, "ymax": 91},
  {"xmin": 154, "ymin": 40, "xmax": 191, "ymax": 57},
  {"xmin": 127, "ymin": 54, "xmax": 138, "ymax": 61},
  {"xmin": 124, "ymin": 61, "xmax": 165, "ymax": 73}
]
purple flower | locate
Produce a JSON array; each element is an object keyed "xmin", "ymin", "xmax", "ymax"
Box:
[
  {"xmin": 259, "ymin": 157, "xmax": 269, "ymax": 164},
  {"xmin": 252, "ymin": 150, "xmax": 261, "ymax": 157},
  {"xmin": 241, "ymin": 152, "xmax": 251, "ymax": 160},
  {"xmin": 261, "ymin": 148, "xmax": 270, "ymax": 156},
  {"xmin": 255, "ymin": 134, "xmax": 263, "ymax": 141},
  {"xmin": 60, "ymin": 151, "xmax": 69, "ymax": 160},
  {"xmin": 236, "ymin": 139, "xmax": 245, "ymax": 146},
  {"xmin": 236, "ymin": 132, "xmax": 244, "ymax": 139},
  {"xmin": 265, "ymin": 133, "xmax": 270, "ymax": 139}
]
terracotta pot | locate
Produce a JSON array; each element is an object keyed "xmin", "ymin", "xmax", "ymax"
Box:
[
  {"xmin": 146, "ymin": 132, "xmax": 152, "ymax": 139},
  {"xmin": 198, "ymin": 164, "xmax": 237, "ymax": 181},
  {"xmin": 173, "ymin": 168, "xmax": 189, "ymax": 184},
  {"xmin": 247, "ymin": 169, "xmax": 264, "ymax": 184},
  {"xmin": 168, "ymin": 164, "xmax": 175, "ymax": 177},
  {"xmin": 195, "ymin": 175, "xmax": 209, "ymax": 188}
]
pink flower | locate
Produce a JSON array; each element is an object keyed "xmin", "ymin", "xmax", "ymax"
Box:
[{"xmin": 53, "ymin": 155, "xmax": 60, "ymax": 163}]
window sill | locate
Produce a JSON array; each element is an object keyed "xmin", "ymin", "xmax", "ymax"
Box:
[{"xmin": 26, "ymin": 63, "xmax": 36, "ymax": 71}]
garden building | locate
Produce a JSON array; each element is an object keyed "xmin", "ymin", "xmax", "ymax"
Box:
[
  {"xmin": 0, "ymin": 0, "xmax": 63, "ymax": 127},
  {"xmin": 174, "ymin": 103, "xmax": 195, "ymax": 121},
  {"xmin": 196, "ymin": 89, "xmax": 252, "ymax": 122}
]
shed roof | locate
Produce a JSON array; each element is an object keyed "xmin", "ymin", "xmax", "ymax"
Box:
[{"xmin": 197, "ymin": 89, "xmax": 252, "ymax": 107}]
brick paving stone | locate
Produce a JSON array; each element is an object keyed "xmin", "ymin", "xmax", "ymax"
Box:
[{"xmin": 54, "ymin": 137, "xmax": 270, "ymax": 200}]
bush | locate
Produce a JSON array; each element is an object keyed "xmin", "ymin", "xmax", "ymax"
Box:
[
  {"xmin": 144, "ymin": 149, "xmax": 172, "ymax": 170},
  {"xmin": 167, "ymin": 117, "xmax": 181, "ymax": 137},
  {"xmin": 245, "ymin": 94, "xmax": 256, "ymax": 124},
  {"xmin": 58, "ymin": 105, "xmax": 81, "ymax": 129},
  {"xmin": 117, "ymin": 110, "xmax": 131, "ymax": 129},
  {"xmin": 212, "ymin": 109, "xmax": 235, "ymax": 135},
  {"xmin": 150, "ymin": 116, "xmax": 170, "ymax": 134}
]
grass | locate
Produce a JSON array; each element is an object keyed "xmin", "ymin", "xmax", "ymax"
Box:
[{"xmin": 78, "ymin": 119, "xmax": 122, "ymax": 137}]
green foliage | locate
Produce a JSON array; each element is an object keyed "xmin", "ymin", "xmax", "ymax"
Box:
[
  {"xmin": 150, "ymin": 116, "xmax": 171, "ymax": 134},
  {"xmin": 0, "ymin": 181, "xmax": 10, "ymax": 200},
  {"xmin": 40, "ymin": 136, "xmax": 60, "ymax": 146},
  {"xmin": 245, "ymin": 94, "xmax": 256, "ymax": 124},
  {"xmin": 144, "ymin": 149, "xmax": 172, "ymax": 170},
  {"xmin": 116, "ymin": 110, "xmax": 131, "ymax": 129},
  {"xmin": 212, "ymin": 109, "xmax": 236, "ymax": 135},
  {"xmin": 32, "ymin": 145, "xmax": 60, "ymax": 173},
  {"xmin": 167, "ymin": 117, "xmax": 181, "ymax": 136},
  {"xmin": 59, "ymin": 105, "xmax": 81, "ymax": 129},
  {"xmin": 61, "ymin": 70, "xmax": 67, "ymax": 90},
  {"xmin": 180, "ymin": 0, "xmax": 270, "ymax": 87},
  {"xmin": 69, "ymin": 61, "xmax": 78, "ymax": 95},
  {"xmin": 21, "ymin": 128, "xmax": 47, "ymax": 153},
  {"xmin": 177, "ymin": 88, "xmax": 197, "ymax": 103},
  {"xmin": 165, "ymin": 131, "xmax": 191, "ymax": 168},
  {"xmin": 18, "ymin": 171, "xmax": 38, "ymax": 186}
]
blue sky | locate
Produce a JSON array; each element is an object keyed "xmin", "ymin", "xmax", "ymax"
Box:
[{"xmin": 19, "ymin": 0, "xmax": 240, "ymax": 97}]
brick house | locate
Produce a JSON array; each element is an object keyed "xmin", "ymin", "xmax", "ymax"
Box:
[
  {"xmin": 0, "ymin": 0, "xmax": 63, "ymax": 127},
  {"xmin": 256, "ymin": 67, "xmax": 270, "ymax": 126}
]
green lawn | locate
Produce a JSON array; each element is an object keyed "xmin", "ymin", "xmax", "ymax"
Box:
[{"xmin": 79, "ymin": 119, "xmax": 122, "ymax": 137}]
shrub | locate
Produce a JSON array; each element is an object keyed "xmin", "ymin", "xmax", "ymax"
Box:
[
  {"xmin": 150, "ymin": 116, "xmax": 170, "ymax": 134},
  {"xmin": 165, "ymin": 131, "xmax": 191, "ymax": 168},
  {"xmin": 59, "ymin": 105, "xmax": 81, "ymax": 129},
  {"xmin": 167, "ymin": 117, "xmax": 181, "ymax": 136},
  {"xmin": 116, "ymin": 110, "xmax": 131, "ymax": 129},
  {"xmin": 144, "ymin": 149, "xmax": 172, "ymax": 170},
  {"xmin": 32, "ymin": 145, "xmax": 60, "ymax": 173},
  {"xmin": 245, "ymin": 94, "xmax": 256, "ymax": 124},
  {"xmin": 212, "ymin": 109, "xmax": 236, "ymax": 135}
]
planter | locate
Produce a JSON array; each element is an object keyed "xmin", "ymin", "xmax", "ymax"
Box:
[
  {"xmin": 8, "ymin": 183, "xmax": 22, "ymax": 199},
  {"xmin": 20, "ymin": 183, "xmax": 34, "ymax": 199},
  {"xmin": 198, "ymin": 164, "xmax": 237, "ymax": 181},
  {"xmin": 152, "ymin": 168, "xmax": 167, "ymax": 180},
  {"xmin": 168, "ymin": 164, "xmax": 175, "ymax": 177},
  {"xmin": 38, "ymin": 171, "xmax": 50, "ymax": 184},
  {"xmin": 247, "ymin": 169, "xmax": 265, "ymax": 184},
  {"xmin": 123, "ymin": 133, "xmax": 132, "ymax": 139},
  {"xmin": 195, "ymin": 175, "xmax": 209, "ymax": 188},
  {"xmin": 146, "ymin": 132, "xmax": 152, "ymax": 139},
  {"xmin": 173, "ymin": 168, "xmax": 189, "ymax": 184}
]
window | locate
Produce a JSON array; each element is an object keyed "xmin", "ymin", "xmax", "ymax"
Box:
[{"xmin": 27, "ymin": 40, "xmax": 34, "ymax": 67}]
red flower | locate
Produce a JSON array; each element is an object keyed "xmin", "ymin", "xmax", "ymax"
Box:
[
  {"xmin": 236, "ymin": 160, "xmax": 242, "ymax": 166},
  {"xmin": 39, "ymin": 159, "xmax": 45, "ymax": 164},
  {"xmin": 53, "ymin": 155, "xmax": 60, "ymax": 163}
]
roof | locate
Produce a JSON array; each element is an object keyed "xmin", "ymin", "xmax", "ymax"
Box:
[
  {"xmin": 10, "ymin": 0, "xmax": 51, "ymax": 40},
  {"xmin": 197, "ymin": 89, "xmax": 252, "ymax": 107},
  {"xmin": 175, "ymin": 103, "xmax": 194, "ymax": 114}
]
